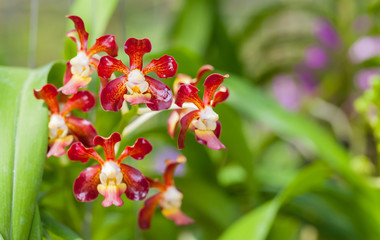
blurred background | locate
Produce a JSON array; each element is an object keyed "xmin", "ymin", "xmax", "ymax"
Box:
[{"xmin": 4, "ymin": 0, "xmax": 380, "ymax": 239}]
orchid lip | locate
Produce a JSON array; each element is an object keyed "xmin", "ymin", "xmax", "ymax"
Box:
[
  {"xmin": 159, "ymin": 186, "xmax": 183, "ymax": 210},
  {"xmin": 126, "ymin": 69, "xmax": 149, "ymax": 94},
  {"xmin": 70, "ymin": 51, "xmax": 93, "ymax": 77},
  {"xmin": 48, "ymin": 114, "xmax": 69, "ymax": 139},
  {"xmin": 192, "ymin": 106, "xmax": 219, "ymax": 131}
]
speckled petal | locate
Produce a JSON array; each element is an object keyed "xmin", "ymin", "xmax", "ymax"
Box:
[
  {"xmin": 124, "ymin": 38, "xmax": 151, "ymax": 70},
  {"xmin": 177, "ymin": 110, "xmax": 200, "ymax": 149},
  {"xmin": 61, "ymin": 90, "xmax": 95, "ymax": 116},
  {"xmin": 116, "ymin": 138, "xmax": 152, "ymax": 163},
  {"xmin": 66, "ymin": 15, "xmax": 89, "ymax": 51},
  {"xmin": 66, "ymin": 116, "xmax": 97, "ymax": 147},
  {"xmin": 100, "ymin": 75, "xmax": 128, "ymax": 111},
  {"xmin": 88, "ymin": 35, "xmax": 118, "ymax": 57},
  {"xmin": 138, "ymin": 193, "xmax": 163, "ymax": 229},
  {"xmin": 67, "ymin": 142, "xmax": 104, "ymax": 163},
  {"xmin": 34, "ymin": 84, "xmax": 60, "ymax": 114},
  {"xmin": 73, "ymin": 164, "xmax": 101, "ymax": 202},
  {"xmin": 203, "ymin": 73, "xmax": 229, "ymax": 106},
  {"xmin": 142, "ymin": 55, "xmax": 177, "ymax": 78},
  {"xmin": 120, "ymin": 163, "xmax": 149, "ymax": 201},
  {"xmin": 195, "ymin": 129, "xmax": 225, "ymax": 150},
  {"xmin": 145, "ymin": 76, "xmax": 173, "ymax": 111},
  {"xmin": 93, "ymin": 132, "xmax": 121, "ymax": 161},
  {"xmin": 47, "ymin": 135, "xmax": 74, "ymax": 158},
  {"xmin": 211, "ymin": 85, "xmax": 229, "ymax": 107},
  {"xmin": 175, "ymin": 84, "xmax": 204, "ymax": 110}
]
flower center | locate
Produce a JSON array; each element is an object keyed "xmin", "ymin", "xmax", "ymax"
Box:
[
  {"xmin": 48, "ymin": 114, "xmax": 69, "ymax": 140},
  {"xmin": 126, "ymin": 69, "xmax": 149, "ymax": 94},
  {"xmin": 70, "ymin": 51, "xmax": 94, "ymax": 77},
  {"xmin": 192, "ymin": 106, "xmax": 219, "ymax": 131},
  {"xmin": 99, "ymin": 161, "xmax": 124, "ymax": 186},
  {"xmin": 159, "ymin": 186, "xmax": 183, "ymax": 210}
]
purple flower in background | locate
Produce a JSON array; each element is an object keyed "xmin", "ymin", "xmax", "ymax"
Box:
[
  {"xmin": 354, "ymin": 68, "xmax": 380, "ymax": 90},
  {"xmin": 272, "ymin": 74, "xmax": 301, "ymax": 111},
  {"xmin": 315, "ymin": 19, "xmax": 340, "ymax": 48},
  {"xmin": 154, "ymin": 146, "xmax": 185, "ymax": 176},
  {"xmin": 349, "ymin": 37, "xmax": 380, "ymax": 63},
  {"xmin": 304, "ymin": 46, "xmax": 328, "ymax": 69}
]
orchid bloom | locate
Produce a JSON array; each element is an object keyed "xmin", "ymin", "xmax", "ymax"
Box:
[
  {"xmin": 67, "ymin": 132, "xmax": 152, "ymax": 207},
  {"xmin": 168, "ymin": 65, "xmax": 215, "ymax": 138},
  {"xmin": 60, "ymin": 15, "xmax": 118, "ymax": 95},
  {"xmin": 138, "ymin": 155, "xmax": 193, "ymax": 229},
  {"xmin": 98, "ymin": 38, "xmax": 177, "ymax": 112},
  {"xmin": 34, "ymin": 84, "xmax": 97, "ymax": 158},
  {"xmin": 174, "ymin": 73, "xmax": 229, "ymax": 150}
]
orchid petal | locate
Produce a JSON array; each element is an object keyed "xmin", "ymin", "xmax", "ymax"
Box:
[
  {"xmin": 120, "ymin": 163, "xmax": 149, "ymax": 201},
  {"xmin": 58, "ymin": 75, "xmax": 92, "ymax": 95},
  {"xmin": 66, "ymin": 116, "xmax": 97, "ymax": 147},
  {"xmin": 61, "ymin": 91, "xmax": 95, "ymax": 116},
  {"xmin": 138, "ymin": 193, "xmax": 163, "ymax": 229},
  {"xmin": 203, "ymin": 73, "xmax": 229, "ymax": 106},
  {"xmin": 88, "ymin": 35, "xmax": 118, "ymax": 57},
  {"xmin": 195, "ymin": 129, "xmax": 225, "ymax": 150},
  {"xmin": 142, "ymin": 55, "xmax": 177, "ymax": 78},
  {"xmin": 175, "ymin": 84, "xmax": 204, "ymax": 110},
  {"xmin": 66, "ymin": 29, "xmax": 80, "ymax": 51},
  {"xmin": 100, "ymin": 76, "xmax": 128, "ymax": 111},
  {"xmin": 163, "ymin": 155, "xmax": 186, "ymax": 187},
  {"xmin": 98, "ymin": 56, "xmax": 129, "ymax": 79},
  {"xmin": 64, "ymin": 61, "xmax": 73, "ymax": 85},
  {"xmin": 146, "ymin": 177, "xmax": 165, "ymax": 191},
  {"xmin": 195, "ymin": 65, "xmax": 214, "ymax": 84},
  {"xmin": 47, "ymin": 135, "xmax": 73, "ymax": 158},
  {"xmin": 167, "ymin": 110, "xmax": 181, "ymax": 138},
  {"xmin": 124, "ymin": 93, "xmax": 152, "ymax": 106},
  {"xmin": 67, "ymin": 142, "xmax": 104, "ymax": 163},
  {"xmin": 116, "ymin": 138, "xmax": 152, "ymax": 164},
  {"xmin": 34, "ymin": 84, "xmax": 60, "ymax": 114},
  {"xmin": 124, "ymin": 38, "xmax": 151, "ymax": 70},
  {"xmin": 66, "ymin": 15, "xmax": 89, "ymax": 51},
  {"xmin": 73, "ymin": 164, "xmax": 101, "ymax": 202},
  {"xmin": 161, "ymin": 208, "xmax": 194, "ymax": 226},
  {"xmin": 97, "ymin": 182, "xmax": 127, "ymax": 207},
  {"xmin": 145, "ymin": 76, "xmax": 173, "ymax": 111},
  {"xmin": 211, "ymin": 86, "xmax": 229, "ymax": 107},
  {"xmin": 93, "ymin": 132, "xmax": 121, "ymax": 161},
  {"xmin": 178, "ymin": 110, "xmax": 200, "ymax": 149}
]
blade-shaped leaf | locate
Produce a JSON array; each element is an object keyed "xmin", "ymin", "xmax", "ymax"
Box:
[
  {"xmin": 0, "ymin": 64, "xmax": 52, "ymax": 239},
  {"xmin": 41, "ymin": 213, "xmax": 83, "ymax": 240}
]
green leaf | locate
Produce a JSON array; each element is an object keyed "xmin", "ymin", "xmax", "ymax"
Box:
[
  {"xmin": 171, "ymin": 0, "xmax": 213, "ymax": 55},
  {"xmin": 29, "ymin": 207, "xmax": 42, "ymax": 240},
  {"xmin": 41, "ymin": 214, "xmax": 82, "ymax": 240},
  {"xmin": 0, "ymin": 64, "xmax": 52, "ymax": 239},
  {"xmin": 219, "ymin": 162, "xmax": 330, "ymax": 240}
]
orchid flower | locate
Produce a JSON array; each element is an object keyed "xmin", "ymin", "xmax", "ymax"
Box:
[
  {"xmin": 60, "ymin": 15, "xmax": 118, "ymax": 95},
  {"xmin": 168, "ymin": 65, "xmax": 215, "ymax": 138},
  {"xmin": 98, "ymin": 38, "xmax": 177, "ymax": 112},
  {"xmin": 174, "ymin": 73, "xmax": 229, "ymax": 150},
  {"xmin": 67, "ymin": 132, "xmax": 152, "ymax": 207},
  {"xmin": 34, "ymin": 84, "xmax": 97, "ymax": 158},
  {"xmin": 138, "ymin": 155, "xmax": 193, "ymax": 229}
]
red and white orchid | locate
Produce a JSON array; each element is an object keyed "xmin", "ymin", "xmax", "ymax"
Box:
[
  {"xmin": 138, "ymin": 155, "xmax": 193, "ymax": 229},
  {"xmin": 173, "ymin": 73, "xmax": 229, "ymax": 150},
  {"xmin": 60, "ymin": 15, "xmax": 118, "ymax": 95},
  {"xmin": 98, "ymin": 38, "xmax": 177, "ymax": 112},
  {"xmin": 67, "ymin": 132, "xmax": 152, "ymax": 207},
  {"xmin": 34, "ymin": 84, "xmax": 97, "ymax": 158}
]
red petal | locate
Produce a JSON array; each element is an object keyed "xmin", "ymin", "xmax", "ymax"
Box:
[
  {"xmin": 64, "ymin": 61, "xmax": 73, "ymax": 85},
  {"xmin": 138, "ymin": 193, "xmax": 163, "ymax": 230},
  {"xmin": 214, "ymin": 121, "xmax": 222, "ymax": 139},
  {"xmin": 66, "ymin": 15, "xmax": 88, "ymax": 51},
  {"xmin": 120, "ymin": 163, "xmax": 149, "ymax": 201},
  {"xmin": 163, "ymin": 155, "xmax": 186, "ymax": 187},
  {"xmin": 177, "ymin": 110, "xmax": 200, "ymax": 149},
  {"xmin": 34, "ymin": 84, "xmax": 60, "ymax": 114},
  {"xmin": 97, "ymin": 56, "xmax": 129, "ymax": 79},
  {"xmin": 145, "ymin": 76, "xmax": 173, "ymax": 111},
  {"xmin": 142, "ymin": 55, "xmax": 178, "ymax": 78},
  {"xmin": 146, "ymin": 177, "xmax": 165, "ymax": 191},
  {"xmin": 97, "ymin": 182, "xmax": 126, "ymax": 207},
  {"xmin": 47, "ymin": 135, "xmax": 73, "ymax": 158},
  {"xmin": 175, "ymin": 84, "xmax": 204, "ymax": 110},
  {"xmin": 58, "ymin": 75, "xmax": 92, "ymax": 95},
  {"xmin": 66, "ymin": 15, "xmax": 89, "ymax": 51},
  {"xmin": 66, "ymin": 116, "xmax": 97, "ymax": 147},
  {"xmin": 66, "ymin": 29, "xmax": 80, "ymax": 51},
  {"xmin": 116, "ymin": 138, "xmax": 152, "ymax": 163},
  {"xmin": 203, "ymin": 74, "xmax": 229, "ymax": 106},
  {"xmin": 162, "ymin": 209, "xmax": 194, "ymax": 226},
  {"xmin": 100, "ymin": 76, "xmax": 128, "ymax": 111},
  {"xmin": 124, "ymin": 93, "xmax": 152, "ymax": 106},
  {"xmin": 124, "ymin": 38, "xmax": 151, "ymax": 70},
  {"xmin": 61, "ymin": 91, "xmax": 95, "ymax": 116},
  {"xmin": 167, "ymin": 110, "xmax": 180, "ymax": 138},
  {"xmin": 195, "ymin": 129, "xmax": 225, "ymax": 150},
  {"xmin": 73, "ymin": 164, "xmax": 101, "ymax": 202},
  {"xmin": 88, "ymin": 35, "xmax": 118, "ymax": 57},
  {"xmin": 67, "ymin": 142, "xmax": 104, "ymax": 163},
  {"xmin": 211, "ymin": 86, "xmax": 229, "ymax": 107},
  {"xmin": 93, "ymin": 132, "xmax": 121, "ymax": 160},
  {"xmin": 195, "ymin": 65, "xmax": 214, "ymax": 84}
]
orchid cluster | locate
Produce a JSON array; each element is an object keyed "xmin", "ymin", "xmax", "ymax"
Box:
[{"xmin": 33, "ymin": 15, "xmax": 229, "ymax": 229}]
